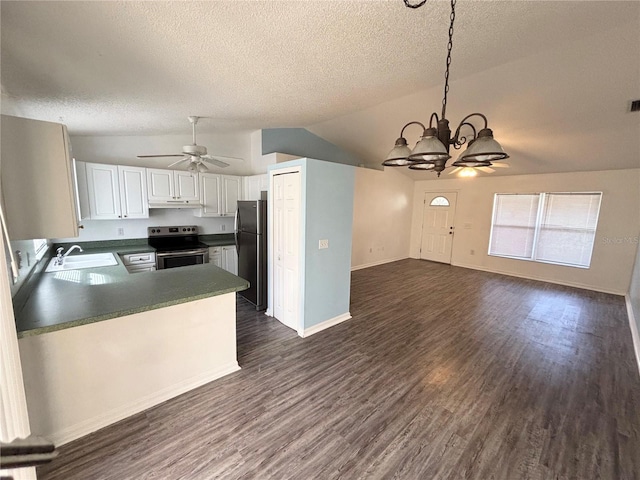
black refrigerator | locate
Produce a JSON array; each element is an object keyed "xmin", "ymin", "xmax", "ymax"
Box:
[{"xmin": 235, "ymin": 200, "xmax": 267, "ymax": 310}]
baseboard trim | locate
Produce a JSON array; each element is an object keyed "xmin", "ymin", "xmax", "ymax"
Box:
[
  {"xmin": 452, "ymin": 262, "xmax": 626, "ymax": 296},
  {"xmin": 51, "ymin": 362, "xmax": 241, "ymax": 447},
  {"xmin": 351, "ymin": 256, "xmax": 408, "ymax": 271},
  {"xmin": 300, "ymin": 312, "xmax": 352, "ymax": 338},
  {"xmin": 625, "ymin": 294, "xmax": 640, "ymax": 377}
]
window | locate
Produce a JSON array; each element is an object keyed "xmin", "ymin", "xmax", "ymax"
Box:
[
  {"xmin": 429, "ymin": 196, "xmax": 450, "ymax": 207},
  {"xmin": 489, "ymin": 192, "xmax": 602, "ymax": 268}
]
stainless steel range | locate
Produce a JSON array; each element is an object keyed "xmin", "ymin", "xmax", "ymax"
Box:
[{"xmin": 148, "ymin": 226, "xmax": 209, "ymax": 270}]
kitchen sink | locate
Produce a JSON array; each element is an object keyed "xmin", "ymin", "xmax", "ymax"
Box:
[{"xmin": 45, "ymin": 253, "xmax": 119, "ymax": 272}]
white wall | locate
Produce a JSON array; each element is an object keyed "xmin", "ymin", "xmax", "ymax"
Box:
[
  {"xmin": 410, "ymin": 169, "xmax": 640, "ymax": 295},
  {"xmin": 55, "ymin": 209, "xmax": 234, "ymax": 242},
  {"xmin": 351, "ymin": 167, "xmax": 414, "ymax": 270}
]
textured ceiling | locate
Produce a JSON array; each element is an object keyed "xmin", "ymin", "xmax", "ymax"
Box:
[{"xmin": 1, "ymin": 1, "xmax": 639, "ymax": 175}]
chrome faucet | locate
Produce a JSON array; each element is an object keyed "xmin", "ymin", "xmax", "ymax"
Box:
[{"xmin": 55, "ymin": 245, "xmax": 83, "ymax": 265}]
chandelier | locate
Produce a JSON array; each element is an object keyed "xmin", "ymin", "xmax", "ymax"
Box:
[{"xmin": 383, "ymin": 0, "xmax": 509, "ymax": 176}]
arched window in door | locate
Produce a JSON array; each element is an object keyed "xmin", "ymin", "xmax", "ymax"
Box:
[{"xmin": 429, "ymin": 196, "xmax": 450, "ymax": 207}]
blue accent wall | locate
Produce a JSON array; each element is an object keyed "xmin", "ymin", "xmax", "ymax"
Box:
[
  {"xmin": 303, "ymin": 159, "xmax": 355, "ymax": 328},
  {"xmin": 262, "ymin": 128, "xmax": 362, "ymax": 167},
  {"xmin": 268, "ymin": 157, "xmax": 355, "ymax": 331}
]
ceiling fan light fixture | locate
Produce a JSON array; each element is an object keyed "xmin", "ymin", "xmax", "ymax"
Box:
[
  {"xmin": 456, "ymin": 128, "xmax": 509, "ymax": 164},
  {"xmin": 383, "ymin": 137, "xmax": 415, "ymax": 167},
  {"xmin": 408, "ymin": 162, "xmax": 436, "ymax": 171},
  {"xmin": 407, "ymin": 128, "xmax": 450, "ymax": 163},
  {"xmin": 381, "ymin": 1, "xmax": 510, "ymax": 177}
]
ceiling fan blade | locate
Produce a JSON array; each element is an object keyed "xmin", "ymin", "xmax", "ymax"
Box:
[
  {"xmin": 137, "ymin": 154, "xmax": 183, "ymax": 158},
  {"xmin": 202, "ymin": 157, "xmax": 230, "ymax": 168},
  {"xmin": 448, "ymin": 167, "xmax": 462, "ymax": 175},
  {"xmin": 204, "ymin": 154, "xmax": 244, "ymax": 162},
  {"xmin": 478, "ymin": 166, "xmax": 496, "ymax": 173},
  {"xmin": 491, "ymin": 162, "xmax": 510, "ymax": 168},
  {"xmin": 167, "ymin": 157, "xmax": 190, "ymax": 168}
]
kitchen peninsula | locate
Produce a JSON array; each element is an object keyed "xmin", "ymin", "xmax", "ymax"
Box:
[{"xmin": 14, "ymin": 245, "xmax": 248, "ymax": 447}]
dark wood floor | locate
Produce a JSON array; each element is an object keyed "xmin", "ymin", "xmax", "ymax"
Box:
[{"xmin": 37, "ymin": 259, "xmax": 640, "ymax": 479}]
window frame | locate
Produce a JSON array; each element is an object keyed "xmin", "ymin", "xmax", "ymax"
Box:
[{"xmin": 488, "ymin": 191, "xmax": 602, "ymax": 269}]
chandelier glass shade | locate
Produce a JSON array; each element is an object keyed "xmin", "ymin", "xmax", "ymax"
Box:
[{"xmin": 383, "ymin": 0, "xmax": 509, "ymax": 176}]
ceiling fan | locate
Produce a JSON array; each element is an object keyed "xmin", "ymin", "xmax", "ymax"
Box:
[
  {"xmin": 137, "ymin": 116, "xmax": 239, "ymax": 172},
  {"xmin": 448, "ymin": 162, "xmax": 510, "ymax": 177}
]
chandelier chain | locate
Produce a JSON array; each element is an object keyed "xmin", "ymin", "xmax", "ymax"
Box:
[
  {"xmin": 441, "ymin": 0, "xmax": 456, "ymax": 120},
  {"xmin": 403, "ymin": 0, "xmax": 428, "ymax": 8}
]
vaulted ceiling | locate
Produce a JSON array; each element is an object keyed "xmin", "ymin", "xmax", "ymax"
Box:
[{"xmin": 1, "ymin": 1, "xmax": 639, "ymax": 176}]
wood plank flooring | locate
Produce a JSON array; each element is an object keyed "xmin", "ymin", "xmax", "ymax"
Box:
[{"xmin": 37, "ymin": 259, "xmax": 640, "ymax": 479}]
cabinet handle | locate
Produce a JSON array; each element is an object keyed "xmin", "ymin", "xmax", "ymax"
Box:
[
  {"xmin": 124, "ymin": 215, "xmax": 128, "ymax": 218},
  {"xmin": 118, "ymin": 215, "xmax": 121, "ymax": 218},
  {"xmin": 78, "ymin": 224, "xmax": 84, "ymax": 229}
]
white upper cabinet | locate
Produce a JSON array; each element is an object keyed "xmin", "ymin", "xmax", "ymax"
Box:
[
  {"xmin": 174, "ymin": 171, "xmax": 199, "ymax": 201},
  {"xmin": 147, "ymin": 169, "xmax": 199, "ymax": 205},
  {"xmin": 222, "ymin": 175, "xmax": 242, "ymax": 216},
  {"xmin": 84, "ymin": 163, "xmax": 149, "ymax": 220},
  {"xmin": 118, "ymin": 166, "xmax": 148, "ymax": 219},
  {"xmin": 86, "ymin": 163, "xmax": 121, "ymax": 220},
  {"xmin": 196, "ymin": 174, "xmax": 242, "ymax": 217},
  {"xmin": 1, "ymin": 115, "xmax": 80, "ymax": 240},
  {"xmin": 243, "ymin": 174, "xmax": 268, "ymax": 201},
  {"xmin": 198, "ymin": 174, "xmax": 222, "ymax": 216}
]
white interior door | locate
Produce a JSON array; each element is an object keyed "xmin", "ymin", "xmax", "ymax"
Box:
[
  {"xmin": 420, "ymin": 192, "xmax": 457, "ymax": 264},
  {"xmin": 273, "ymin": 172, "xmax": 301, "ymax": 331}
]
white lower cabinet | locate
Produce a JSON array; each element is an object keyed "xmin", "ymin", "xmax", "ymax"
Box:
[
  {"xmin": 120, "ymin": 251, "xmax": 156, "ymax": 274},
  {"xmin": 196, "ymin": 174, "xmax": 242, "ymax": 217},
  {"xmin": 222, "ymin": 246, "xmax": 238, "ymax": 275},
  {"xmin": 83, "ymin": 162, "xmax": 148, "ymax": 220},
  {"xmin": 209, "ymin": 246, "xmax": 237, "ymax": 274}
]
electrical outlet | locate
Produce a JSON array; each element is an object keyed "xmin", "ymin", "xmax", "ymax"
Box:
[
  {"xmin": 319, "ymin": 239, "xmax": 329, "ymax": 249},
  {"xmin": 470, "ymin": 249, "xmax": 475, "ymax": 255},
  {"xmin": 117, "ymin": 227, "xmax": 124, "ymax": 237},
  {"xmin": 221, "ymin": 224, "xmax": 226, "ymax": 231}
]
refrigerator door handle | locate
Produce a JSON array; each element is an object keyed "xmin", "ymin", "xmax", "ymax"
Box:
[{"xmin": 234, "ymin": 208, "xmax": 240, "ymax": 253}]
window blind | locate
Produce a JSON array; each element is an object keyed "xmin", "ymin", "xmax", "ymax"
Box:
[
  {"xmin": 488, "ymin": 192, "xmax": 602, "ymax": 268},
  {"xmin": 535, "ymin": 193, "xmax": 601, "ymax": 267},
  {"xmin": 489, "ymin": 194, "xmax": 540, "ymax": 259}
]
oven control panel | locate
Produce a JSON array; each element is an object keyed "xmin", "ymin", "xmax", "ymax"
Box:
[{"xmin": 148, "ymin": 226, "xmax": 199, "ymax": 236}]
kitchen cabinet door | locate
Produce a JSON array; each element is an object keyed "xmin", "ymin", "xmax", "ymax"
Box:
[
  {"xmin": 86, "ymin": 163, "xmax": 122, "ymax": 220},
  {"xmin": 74, "ymin": 160, "xmax": 92, "ymax": 221},
  {"xmin": 221, "ymin": 175, "xmax": 242, "ymax": 216},
  {"xmin": 222, "ymin": 246, "xmax": 238, "ymax": 275},
  {"xmin": 197, "ymin": 173, "xmax": 222, "ymax": 217},
  {"xmin": 118, "ymin": 166, "xmax": 148, "ymax": 219},
  {"xmin": 174, "ymin": 171, "xmax": 199, "ymax": 201},
  {"xmin": 147, "ymin": 169, "xmax": 175, "ymax": 202},
  {"xmin": 209, "ymin": 247, "xmax": 222, "ymax": 268},
  {"xmin": 243, "ymin": 174, "xmax": 268, "ymax": 201},
  {"xmin": 1, "ymin": 115, "xmax": 80, "ymax": 240}
]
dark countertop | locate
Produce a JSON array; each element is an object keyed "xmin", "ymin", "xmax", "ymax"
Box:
[
  {"xmin": 14, "ymin": 240, "xmax": 248, "ymax": 338},
  {"xmin": 200, "ymin": 233, "xmax": 235, "ymax": 247}
]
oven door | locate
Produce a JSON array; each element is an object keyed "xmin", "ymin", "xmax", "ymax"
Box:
[{"xmin": 156, "ymin": 249, "xmax": 209, "ymax": 270}]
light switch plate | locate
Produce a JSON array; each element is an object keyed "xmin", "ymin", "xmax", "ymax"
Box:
[{"xmin": 319, "ymin": 239, "xmax": 329, "ymax": 249}]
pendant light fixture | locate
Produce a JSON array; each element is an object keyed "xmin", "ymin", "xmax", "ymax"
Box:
[{"xmin": 383, "ymin": 0, "xmax": 509, "ymax": 175}]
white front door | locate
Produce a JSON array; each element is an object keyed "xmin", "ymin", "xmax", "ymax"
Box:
[
  {"xmin": 420, "ymin": 192, "xmax": 457, "ymax": 264},
  {"xmin": 273, "ymin": 172, "xmax": 301, "ymax": 331}
]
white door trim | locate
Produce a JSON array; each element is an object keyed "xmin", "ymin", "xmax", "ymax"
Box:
[
  {"xmin": 268, "ymin": 165, "xmax": 304, "ymax": 334},
  {"xmin": 419, "ymin": 191, "xmax": 458, "ymax": 264}
]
